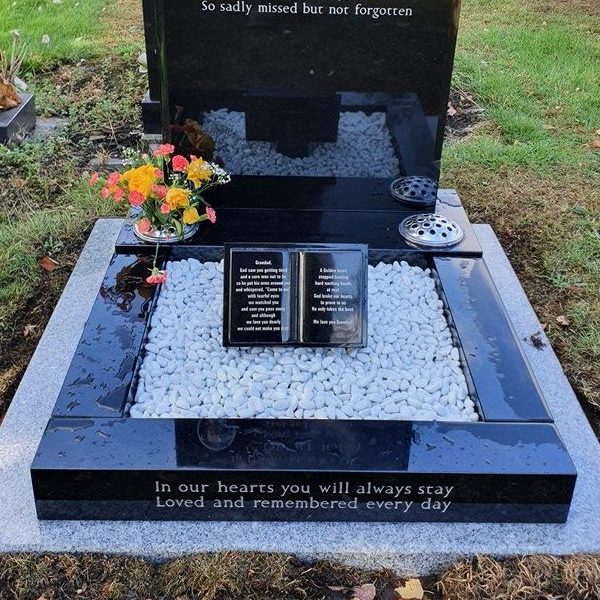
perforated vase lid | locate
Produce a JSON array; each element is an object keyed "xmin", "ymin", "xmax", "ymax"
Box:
[
  {"xmin": 398, "ymin": 213, "xmax": 464, "ymax": 248},
  {"xmin": 389, "ymin": 176, "xmax": 438, "ymax": 208}
]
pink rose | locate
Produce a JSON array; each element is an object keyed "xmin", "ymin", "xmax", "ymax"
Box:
[
  {"xmin": 160, "ymin": 203, "xmax": 171, "ymax": 214},
  {"xmin": 129, "ymin": 190, "xmax": 144, "ymax": 206},
  {"xmin": 206, "ymin": 207, "xmax": 217, "ymax": 223},
  {"xmin": 171, "ymin": 155, "xmax": 189, "ymax": 172},
  {"xmin": 88, "ymin": 172, "xmax": 99, "ymax": 186}
]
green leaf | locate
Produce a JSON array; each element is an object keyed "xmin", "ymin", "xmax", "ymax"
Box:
[{"xmin": 173, "ymin": 220, "xmax": 184, "ymax": 239}]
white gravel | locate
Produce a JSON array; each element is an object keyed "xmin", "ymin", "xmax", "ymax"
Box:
[
  {"xmin": 131, "ymin": 259, "xmax": 478, "ymax": 422},
  {"xmin": 203, "ymin": 109, "xmax": 399, "ymax": 177}
]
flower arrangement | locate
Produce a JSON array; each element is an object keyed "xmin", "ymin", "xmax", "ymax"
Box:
[{"xmin": 90, "ymin": 143, "xmax": 230, "ymax": 284}]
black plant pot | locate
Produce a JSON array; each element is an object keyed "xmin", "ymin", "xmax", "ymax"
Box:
[{"xmin": 0, "ymin": 92, "xmax": 36, "ymax": 144}]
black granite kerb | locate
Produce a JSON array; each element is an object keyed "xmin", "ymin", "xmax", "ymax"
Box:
[{"xmin": 31, "ymin": 227, "xmax": 576, "ymax": 523}]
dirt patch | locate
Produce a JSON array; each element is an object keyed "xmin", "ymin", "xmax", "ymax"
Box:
[
  {"xmin": 528, "ymin": 0, "xmax": 600, "ymax": 17},
  {"xmin": 0, "ymin": 57, "xmax": 143, "ymax": 422},
  {"xmin": 0, "ymin": 242, "xmax": 88, "ymax": 425},
  {"xmin": 445, "ymin": 90, "xmax": 485, "ymax": 141}
]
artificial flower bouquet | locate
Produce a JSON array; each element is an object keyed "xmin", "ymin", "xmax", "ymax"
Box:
[{"xmin": 90, "ymin": 143, "xmax": 230, "ymax": 284}]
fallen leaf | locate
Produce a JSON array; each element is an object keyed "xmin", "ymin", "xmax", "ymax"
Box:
[
  {"xmin": 23, "ymin": 324, "xmax": 37, "ymax": 337},
  {"xmin": 327, "ymin": 586, "xmax": 349, "ymax": 592},
  {"xmin": 447, "ymin": 101, "xmax": 457, "ymax": 117},
  {"xmin": 591, "ymin": 140, "xmax": 600, "ymax": 150},
  {"xmin": 351, "ymin": 583, "xmax": 376, "ymax": 600},
  {"xmin": 556, "ymin": 315, "xmax": 571, "ymax": 327},
  {"xmin": 395, "ymin": 579, "xmax": 424, "ymax": 600},
  {"xmin": 39, "ymin": 256, "xmax": 59, "ymax": 272},
  {"xmin": 596, "ymin": 129, "xmax": 600, "ymax": 136}
]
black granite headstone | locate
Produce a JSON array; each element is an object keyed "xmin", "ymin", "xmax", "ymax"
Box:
[
  {"xmin": 150, "ymin": 0, "xmax": 461, "ymax": 181},
  {"xmin": 224, "ymin": 244, "xmax": 367, "ymax": 347}
]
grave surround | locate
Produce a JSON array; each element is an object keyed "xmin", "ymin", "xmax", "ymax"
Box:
[
  {"xmin": 29, "ymin": 192, "xmax": 575, "ymax": 523},
  {"xmin": 21, "ymin": 0, "xmax": 580, "ymax": 526},
  {"xmin": 0, "ymin": 219, "xmax": 596, "ymax": 574}
]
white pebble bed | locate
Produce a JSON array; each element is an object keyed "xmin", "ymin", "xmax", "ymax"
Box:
[
  {"xmin": 131, "ymin": 259, "xmax": 478, "ymax": 422},
  {"xmin": 203, "ymin": 109, "xmax": 399, "ymax": 177}
]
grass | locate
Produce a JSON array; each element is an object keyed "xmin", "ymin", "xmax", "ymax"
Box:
[
  {"xmin": 2, "ymin": 552, "xmax": 600, "ymax": 599},
  {"xmin": 0, "ymin": 552, "xmax": 402, "ymax": 600},
  {"xmin": 441, "ymin": 0, "xmax": 600, "ymax": 415},
  {"xmin": 0, "ymin": 54, "xmax": 144, "ymax": 416},
  {"xmin": 0, "ymin": 0, "xmax": 143, "ymax": 68}
]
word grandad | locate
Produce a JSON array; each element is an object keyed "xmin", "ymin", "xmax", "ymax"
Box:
[
  {"xmin": 200, "ymin": 0, "xmax": 415, "ymax": 19},
  {"xmin": 154, "ymin": 479, "xmax": 456, "ymax": 516}
]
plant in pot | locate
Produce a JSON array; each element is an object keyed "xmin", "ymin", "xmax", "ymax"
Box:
[
  {"xmin": 0, "ymin": 32, "xmax": 26, "ymax": 110},
  {"xmin": 0, "ymin": 32, "xmax": 34, "ymax": 144},
  {"xmin": 91, "ymin": 143, "xmax": 230, "ymax": 284}
]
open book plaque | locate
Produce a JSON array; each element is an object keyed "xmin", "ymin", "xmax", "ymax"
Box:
[{"xmin": 223, "ymin": 244, "xmax": 368, "ymax": 347}]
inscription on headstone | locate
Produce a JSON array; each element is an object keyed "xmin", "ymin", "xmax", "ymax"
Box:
[
  {"xmin": 227, "ymin": 249, "xmax": 295, "ymax": 345},
  {"xmin": 224, "ymin": 244, "xmax": 367, "ymax": 346}
]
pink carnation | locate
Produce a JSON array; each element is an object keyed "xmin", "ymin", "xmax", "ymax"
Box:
[
  {"xmin": 88, "ymin": 172, "xmax": 99, "ymax": 186},
  {"xmin": 152, "ymin": 184, "xmax": 168, "ymax": 199},
  {"xmin": 129, "ymin": 190, "xmax": 145, "ymax": 206},
  {"xmin": 107, "ymin": 172, "xmax": 121, "ymax": 186},
  {"xmin": 171, "ymin": 155, "xmax": 189, "ymax": 172},
  {"xmin": 137, "ymin": 218, "xmax": 152, "ymax": 234},
  {"xmin": 146, "ymin": 270, "xmax": 167, "ymax": 285},
  {"xmin": 160, "ymin": 203, "xmax": 171, "ymax": 214},
  {"xmin": 206, "ymin": 207, "xmax": 217, "ymax": 223},
  {"xmin": 114, "ymin": 188, "xmax": 124, "ymax": 202},
  {"xmin": 153, "ymin": 143, "xmax": 175, "ymax": 157},
  {"xmin": 100, "ymin": 187, "xmax": 111, "ymax": 198}
]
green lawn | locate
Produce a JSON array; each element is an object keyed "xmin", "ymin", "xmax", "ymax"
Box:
[
  {"xmin": 447, "ymin": 0, "xmax": 600, "ymax": 174},
  {"xmin": 443, "ymin": 0, "xmax": 600, "ymax": 411},
  {"xmin": 0, "ymin": 0, "xmax": 142, "ymax": 68}
]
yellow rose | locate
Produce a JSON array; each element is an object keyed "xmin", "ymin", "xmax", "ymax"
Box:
[
  {"xmin": 182, "ymin": 206, "xmax": 201, "ymax": 224},
  {"xmin": 166, "ymin": 187, "xmax": 191, "ymax": 210},
  {"xmin": 122, "ymin": 164, "xmax": 157, "ymax": 199},
  {"xmin": 186, "ymin": 158, "xmax": 212, "ymax": 188}
]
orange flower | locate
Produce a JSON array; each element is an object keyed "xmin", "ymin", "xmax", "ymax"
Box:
[
  {"xmin": 166, "ymin": 187, "xmax": 191, "ymax": 210},
  {"xmin": 121, "ymin": 164, "xmax": 157, "ymax": 199},
  {"xmin": 186, "ymin": 157, "xmax": 212, "ymax": 188},
  {"xmin": 182, "ymin": 206, "xmax": 201, "ymax": 224}
]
